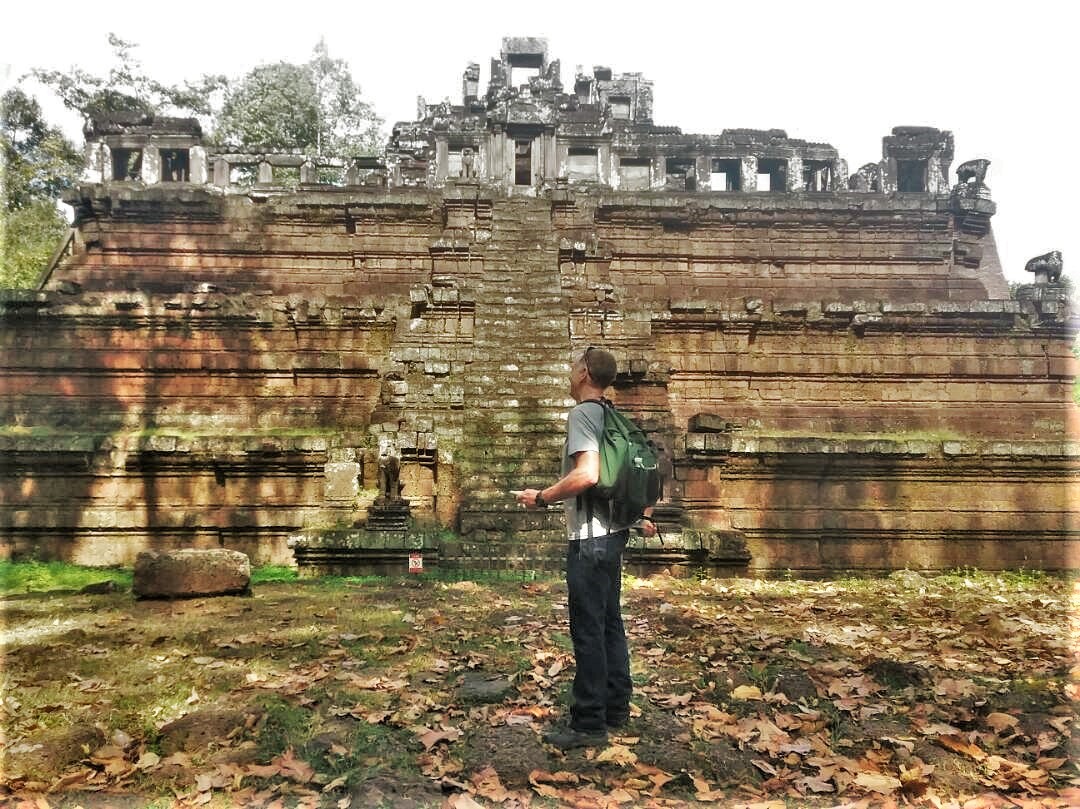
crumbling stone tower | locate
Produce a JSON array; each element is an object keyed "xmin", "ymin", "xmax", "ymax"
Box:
[{"xmin": 1, "ymin": 37, "xmax": 1076, "ymax": 574}]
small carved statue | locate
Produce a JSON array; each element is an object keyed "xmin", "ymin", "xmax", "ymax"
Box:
[
  {"xmin": 378, "ymin": 455, "xmax": 403, "ymax": 501},
  {"xmin": 376, "ymin": 437, "xmax": 405, "ymax": 502},
  {"xmin": 460, "ymin": 147, "xmax": 476, "ymax": 179},
  {"xmin": 951, "ymin": 158, "xmax": 991, "ymax": 200},
  {"xmin": 956, "ymin": 158, "xmax": 990, "ymax": 186},
  {"xmin": 1024, "ymin": 250, "xmax": 1064, "ymax": 285}
]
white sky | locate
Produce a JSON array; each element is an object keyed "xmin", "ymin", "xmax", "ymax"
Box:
[{"xmin": 3, "ymin": 0, "xmax": 1075, "ymax": 285}]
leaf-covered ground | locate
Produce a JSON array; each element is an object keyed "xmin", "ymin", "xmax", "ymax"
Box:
[{"xmin": 2, "ymin": 569, "xmax": 1078, "ymax": 808}]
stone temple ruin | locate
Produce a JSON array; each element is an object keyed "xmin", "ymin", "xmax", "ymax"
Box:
[{"xmin": 1, "ymin": 37, "xmax": 1077, "ymax": 575}]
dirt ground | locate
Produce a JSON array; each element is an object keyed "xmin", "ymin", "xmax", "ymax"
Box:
[{"xmin": 1, "ymin": 569, "xmax": 1078, "ymax": 808}]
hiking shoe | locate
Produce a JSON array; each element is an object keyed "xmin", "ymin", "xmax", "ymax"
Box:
[{"xmin": 542, "ymin": 724, "xmax": 608, "ymax": 750}]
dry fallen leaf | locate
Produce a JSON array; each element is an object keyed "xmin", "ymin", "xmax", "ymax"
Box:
[
  {"xmin": 655, "ymin": 692, "xmax": 693, "ymax": 708},
  {"xmin": 447, "ymin": 795, "xmax": 485, "ymax": 809},
  {"xmin": 731, "ymin": 684, "xmax": 763, "ymax": 701},
  {"xmin": 936, "ymin": 733, "xmax": 987, "ymax": 761},
  {"xmin": 273, "ymin": 748, "xmax": 314, "ymax": 783},
  {"xmin": 48, "ymin": 769, "xmax": 92, "ymax": 792},
  {"xmin": 418, "ymin": 725, "xmax": 462, "ymax": 750},
  {"xmin": 798, "ymin": 775, "xmax": 835, "ymax": 793},
  {"xmin": 1035, "ymin": 756, "xmax": 1068, "ymax": 771},
  {"xmin": 529, "ymin": 770, "xmax": 580, "ymax": 785},
  {"xmin": 595, "ymin": 744, "xmax": 638, "ymax": 766},
  {"xmin": 854, "ymin": 771, "xmax": 901, "ymax": 794},
  {"xmin": 135, "ymin": 751, "xmax": 160, "ymax": 770},
  {"xmin": 471, "ymin": 765, "xmax": 511, "ymax": 802},
  {"xmin": 985, "ymin": 712, "xmax": 1020, "ymax": 733},
  {"xmin": 750, "ymin": 759, "xmax": 777, "ymax": 776}
]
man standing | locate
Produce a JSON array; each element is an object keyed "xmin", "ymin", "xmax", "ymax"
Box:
[{"xmin": 517, "ymin": 346, "xmax": 655, "ymax": 750}]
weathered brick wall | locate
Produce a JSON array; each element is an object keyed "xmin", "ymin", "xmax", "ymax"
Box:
[
  {"xmin": 653, "ymin": 326, "xmax": 1075, "ymax": 438},
  {"xmin": 2, "ymin": 184, "xmax": 1076, "ymax": 572},
  {"xmin": 1, "ymin": 301, "xmax": 392, "ymax": 430}
]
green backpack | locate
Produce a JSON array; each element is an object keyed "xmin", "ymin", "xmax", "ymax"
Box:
[{"xmin": 580, "ymin": 398, "xmax": 664, "ymax": 530}]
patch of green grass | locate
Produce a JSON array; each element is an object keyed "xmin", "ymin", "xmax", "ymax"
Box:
[
  {"xmin": 816, "ymin": 699, "xmax": 847, "ymax": 747},
  {"xmin": 744, "ymin": 661, "xmax": 783, "ymax": 692},
  {"xmin": 995, "ymin": 568, "xmax": 1048, "ymax": 587},
  {"xmin": 307, "ymin": 723, "xmax": 416, "ymax": 789},
  {"xmin": 307, "ymin": 574, "xmax": 387, "ymax": 589},
  {"xmin": 550, "ymin": 632, "xmax": 574, "ymax": 653},
  {"xmin": 936, "ymin": 566, "xmax": 1056, "ymax": 592},
  {"xmin": 0, "ymin": 560, "xmax": 132, "ymax": 595},
  {"xmin": 253, "ymin": 695, "xmax": 314, "ymax": 759},
  {"xmin": 111, "ymin": 679, "xmax": 198, "ymax": 739},
  {"xmin": 251, "ymin": 565, "xmax": 299, "ymax": 584},
  {"xmin": 785, "ymin": 639, "xmax": 816, "ymax": 659},
  {"xmin": 993, "ymin": 676, "xmax": 1063, "ymax": 713}
]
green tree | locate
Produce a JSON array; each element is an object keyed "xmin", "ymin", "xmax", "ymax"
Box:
[
  {"xmin": 1, "ymin": 88, "xmax": 83, "ymax": 288},
  {"xmin": 31, "ymin": 33, "xmax": 226, "ymax": 123},
  {"xmin": 214, "ymin": 40, "xmax": 382, "ymax": 155}
]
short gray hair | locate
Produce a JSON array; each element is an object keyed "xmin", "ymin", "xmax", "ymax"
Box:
[{"xmin": 582, "ymin": 346, "xmax": 617, "ymax": 388}]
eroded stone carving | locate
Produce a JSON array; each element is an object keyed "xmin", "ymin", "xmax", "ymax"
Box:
[
  {"xmin": 460, "ymin": 147, "xmax": 476, "ymax": 179},
  {"xmin": 951, "ymin": 158, "xmax": 991, "ymax": 200},
  {"xmin": 376, "ymin": 437, "xmax": 405, "ymax": 504},
  {"xmin": 1025, "ymin": 250, "xmax": 1064, "ymax": 284},
  {"xmin": 956, "ymin": 158, "xmax": 989, "ymax": 186}
]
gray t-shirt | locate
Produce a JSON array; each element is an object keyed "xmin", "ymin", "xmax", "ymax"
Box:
[{"xmin": 562, "ymin": 401, "xmax": 625, "ymax": 540}]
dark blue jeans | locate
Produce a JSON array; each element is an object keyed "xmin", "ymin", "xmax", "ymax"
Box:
[{"xmin": 566, "ymin": 529, "xmax": 632, "ymax": 732}]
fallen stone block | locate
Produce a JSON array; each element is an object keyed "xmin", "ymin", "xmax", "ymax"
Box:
[{"xmin": 133, "ymin": 548, "xmax": 251, "ymax": 599}]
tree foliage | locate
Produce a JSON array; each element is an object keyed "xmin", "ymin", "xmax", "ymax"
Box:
[
  {"xmin": 4, "ymin": 35, "xmax": 385, "ymax": 286},
  {"xmin": 1, "ymin": 88, "xmax": 83, "ymax": 288},
  {"xmin": 214, "ymin": 40, "xmax": 382, "ymax": 155},
  {"xmin": 31, "ymin": 33, "xmax": 226, "ymax": 123},
  {"xmin": 0, "ymin": 201, "xmax": 70, "ymax": 288}
]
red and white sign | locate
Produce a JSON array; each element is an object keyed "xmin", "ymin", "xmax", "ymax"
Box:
[{"xmin": 408, "ymin": 552, "xmax": 424, "ymax": 574}]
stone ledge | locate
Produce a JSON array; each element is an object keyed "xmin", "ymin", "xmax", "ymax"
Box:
[
  {"xmin": 288, "ymin": 528, "xmax": 434, "ymax": 551},
  {"xmin": 683, "ymin": 434, "xmax": 1080, "ymax": 459},
  {"xmin": 2, "ymin": 291, "xmax": 398, "ymax": 324}
]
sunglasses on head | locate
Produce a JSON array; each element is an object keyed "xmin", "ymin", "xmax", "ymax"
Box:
[{"xmin": 580, "ymin": 346, "xmax": 596, "ymax": 372}]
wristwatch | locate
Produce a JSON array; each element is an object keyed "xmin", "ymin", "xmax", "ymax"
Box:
[{"xmin": 535, "ymin": 491, "xmax": 548, "ymax": 509}]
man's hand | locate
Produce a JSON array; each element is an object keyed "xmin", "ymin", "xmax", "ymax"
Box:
[
  {"xmin": 641, "ymin": 517, "xmax": 658, "ymax": 538},
  {"xmin": 516, "ymin": 488, "xmax": 543, "ymax": 510}
]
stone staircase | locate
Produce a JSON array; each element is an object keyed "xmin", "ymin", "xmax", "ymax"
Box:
[{"xmin": 454, "ymin": 197, "xmax": 571, "ymax": 558}]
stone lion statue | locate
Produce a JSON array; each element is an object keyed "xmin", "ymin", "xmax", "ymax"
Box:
[
  {"xmin": 1024, "ymin": 250, "xmax": 1064, "ymax": 284},
  {"xmin": 956, "ymin": 158, "xmax": 990, "ymax": 186}
]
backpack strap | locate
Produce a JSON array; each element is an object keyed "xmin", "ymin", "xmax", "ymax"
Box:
[
  {"xmin": 573, "ymin": 398, "xmax": 609, "ymax": 541},
  {"xmin": 578, "ymin": 396, "xmax": 611, "ymax": 408}
]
